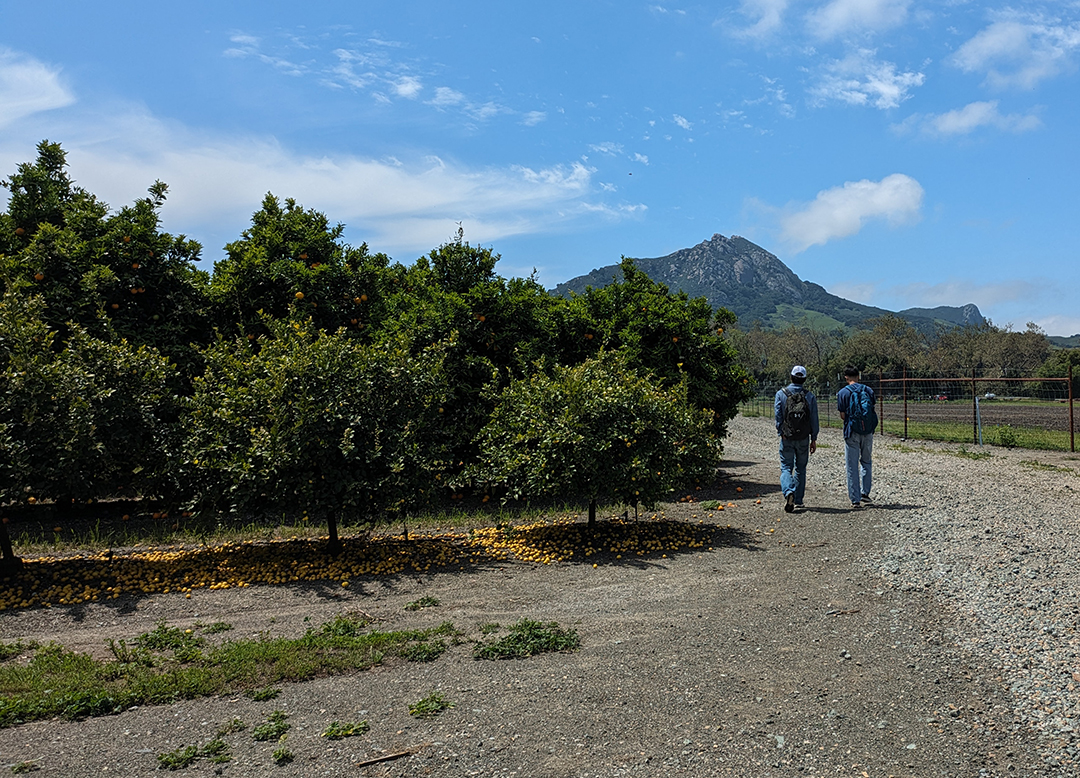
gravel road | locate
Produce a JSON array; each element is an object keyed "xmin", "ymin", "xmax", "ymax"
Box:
[{"xmin": 1, "ymin": 415, "xmax": 1078, "ymax": 777}]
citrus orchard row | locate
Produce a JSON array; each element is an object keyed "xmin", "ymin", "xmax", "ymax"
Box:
[{"xmin": 0, "ymin": 515, "xmax": 748, "ymax": 611}]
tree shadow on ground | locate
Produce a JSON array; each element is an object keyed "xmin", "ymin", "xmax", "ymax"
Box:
[{"xmin": 1, "ymin": 517, "xmax": 763, "ymax": 614}]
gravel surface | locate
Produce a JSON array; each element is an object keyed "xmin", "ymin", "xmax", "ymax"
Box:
[{"xmin": 1, "ymin": 415, "xmax": 1078, "ymax": 777}]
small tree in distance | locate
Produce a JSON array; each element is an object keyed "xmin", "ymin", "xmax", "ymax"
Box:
[{"xmin": 465, "ymin": 352, "xmax": 722, "ymax": 526}]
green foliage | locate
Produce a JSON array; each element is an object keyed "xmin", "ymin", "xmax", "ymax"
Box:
[
  {"xmin": 0, "ymin": 618, "xmax": 461, "ymax": 729},
  {"xmin": 271, "ymin": 745, "xmax": 294, "ymax": 765},
  {"xmin": 399, "ymin": 639, "xmax": 448, "ymax": 662},
  {"xmin": 156, "ymin": 745, "xmax": 199, "ymax": 770},
  {"xmin": 404, "ymin": 596, "xmax": 440, "ymax": 611},
  {"xmin": 993, "ymin": 424, "xmax": 1019, "ymax": 449},
  {"xmin": 10, "ymin": 761, "xmax": 39, "ymax": 774},
  {"xmin": 210, "ymin": 193, "xmax": 391, "ymax": 339},
  {"xmin": 408, "ymin": 691, "xmax": 454, "ymax": 719},
  {"xmin": 0, "ymin": 293, "xmax": 178, "ymax": 506},
  {"xmin": 473, "ymin": 618, "xmax": 580, "ymax": 660},
  {"xmin": 0, "ymin": 640, "xmax": 38, "ymax": 662},
  {"xmin": 179, "ymin": 318, "xmax": 449, "ymax": 541},
  {"xmin": 249, "ymin": 687, "xmax": 281, "ymax": 702},
  {"xmin": 564, "ymin": 259, "xmax": 752, "ymax": 434},
  {"xmin": 466, "ymin": 352, "xmax": 722, "ymax": 520},
  {"xmin": 252, "ymin": 710, "xmax": 290, "ymax": 742},
  {"xmin": 321, "ymin": 720, "xmax": 370, "ymax": 739}
]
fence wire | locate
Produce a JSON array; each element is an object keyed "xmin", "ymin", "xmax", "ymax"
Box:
[{"xmin": 741, "ymin": 372, "xmax": 1075, "ymax": 452}]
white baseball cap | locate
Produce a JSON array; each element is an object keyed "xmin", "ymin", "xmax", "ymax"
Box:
[{"xmin": 791, "ymin": 365, "xmax": 807, "ymax": 378}]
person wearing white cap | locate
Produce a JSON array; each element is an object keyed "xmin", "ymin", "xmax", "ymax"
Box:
[{"xmin": 773, "ymin": 365, "xmax": 819, "ymax": 513}]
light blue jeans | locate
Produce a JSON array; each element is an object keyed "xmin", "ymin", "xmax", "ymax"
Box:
[
  {"xmin": 779, "ymin": 436, "xmax": 810, "ymax": 504},
  {"xmin": 845, "ymin": 432, "xmax": 873, "ymax": 504}
]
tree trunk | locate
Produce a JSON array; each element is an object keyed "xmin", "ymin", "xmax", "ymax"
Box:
[
  {"xmin": 327, "ymin": 514, "xmax": 342, "ymax": 556},
  {"xmin": 588, "ymin": 500, "xmax": 597, "ymax": 528},
  {"xmin": 0, "ymin": 520, "xmax": 23, "ymax": 574}
]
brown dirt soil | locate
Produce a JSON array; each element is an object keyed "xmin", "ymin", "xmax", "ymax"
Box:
[{"xmin": 0, "ymin": 418, "xmax": 1053, "ymax": 777}]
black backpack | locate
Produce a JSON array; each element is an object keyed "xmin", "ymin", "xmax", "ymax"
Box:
[{"xmin": 781, "ymin": 388, "xmax": 811, "ymax": 439}]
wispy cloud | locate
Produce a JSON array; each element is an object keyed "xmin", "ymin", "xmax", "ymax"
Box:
[
  {"xmin": 0, "ymin": 49, "xmax": 76, "ymax": 129},
  {"xmin": 773, "ymin": 173, "xmax": 924, "ymax": 253},
  {"xmin": 809, "ymin": 49, "xmax": 924, "ymax": 109},
  {"xmin": 588, "ymin": 142, "xmax": 624, "ymax": 156},
  {"xmin": 806, "ymin": 0, "xmax": 911, "ymax": 40},
  {"xmin": 522, "ymin": 110, "xmax": 547, "ymax": 126},
  {"xmin": 733, "ymin": 0, "xmax": 790, "ymax": 39},
  {"xmin": 672, "ymin": 114, "xmax": 692, "ymax": 130},
  {"xmin": 632, "ymin": 152, "xmax": 650, "ymax": 165},
  {"xmin": 951, "ymin": 16, "xmax": 1080, "ymax": 90},
  {"xmin": 896, "ymin": 100, "xmax": 1042, "ymax": 136}
]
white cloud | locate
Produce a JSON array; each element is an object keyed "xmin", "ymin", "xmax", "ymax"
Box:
[
  {"xmin": 632, "ymin": 152, "xmax": 650, "ymax": 164},
  {"xmin": 777, "ymin": 173, "xmax": 924, "ymax": 252},
  {"xmin": 806, "ymin": 0, "xmax": 911, "ymax": 40},
  {"xmin": 1033, "ymin": 314, "xmax": 1080, "ymax": 338},
  {"xmin": 810, "ymin": 50, "xmax": 925, "ymax": 109},
  {"xmin": 0, "ymin": 49, "xmax": 76, "ymax": 129},
  {"xmin": 430, "ymin": 86, "xmax": 465, "ymax": 106},
  {"xmin": 393, "ymin": 76, "xmax": 423, "ymax": 99},
  {"xmin": 0, "ymin": 98, "xmax": 613, "ymax": 261},
  {"xmin": 521, "ymin": 110, "xmax": 547, "ymax": 126},
  {"xmin": 952, "ymin": 18, "xmax": 1080, "ymax": 89},
  {"xmin": 901, "ymin": 100, "xmax": 1042, "ymax": 136},
  {"xmin": 588, "ymin": 142, "xmax": 624, "ymax": 156},
  {"xmin": 673, "ymin": 114, "xmax": 692, "ymax": 130},
  {"xmin": 734, "ymin": 0, "xmax": 790, "ymax": 39}
]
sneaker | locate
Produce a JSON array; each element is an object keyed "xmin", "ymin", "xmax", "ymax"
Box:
[
  {"xmin": 794, "ymin": 503, "xmax": 805, "ymax": 510},
  {"xmin": 861, "ymin": 494, "xmax": 873, "ymax": 503},
  {"xmin": 785, "ymin": 493, "xmax": 795, "ymax": 513},
  {"xmin": 851, "ymin": 501, "xmax": 862, "ymax": 509}
]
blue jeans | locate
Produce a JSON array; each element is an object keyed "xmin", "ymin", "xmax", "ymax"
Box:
[
  {"xmin": 779, "ymin": 436, "xmax": 810, "ymax": 504},
  {"xmin": 845, "ymin": 432, "xmax": 873, "ymax": 503}
]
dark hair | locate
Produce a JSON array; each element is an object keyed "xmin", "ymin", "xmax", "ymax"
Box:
[
  {"xmin": 790, "ymin": 375, "xmax": 806, "ymax": 385},
  {"xmin": 843, "ymin": 366, "xmax": 861, "ymax": 379}
]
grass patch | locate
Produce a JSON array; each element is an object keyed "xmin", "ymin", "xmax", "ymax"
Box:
[
  {"xmin": 1019, "ymin": 459, "xmax": 1075, "ymax": 473},
  {"xmin": 699, "ymin": 500, "xmax": 722, "ymax": 510},
  {"xmin": 321, "ymin": 720, "xmax": 369, "ymax": 739},
  {"xmin": 11, "ymin": 762, "xmax": 39, "ymax": 774},
  {"xmin": 888, "ymin": 443, "xmax": 920, "ymax": 454},
  {"xmin": 404, "ymin": 596, "xmax": 440, "ymax": 611},
  {"xmin": 951, "ymin": 445, "xmax": 992, "ymax": 460},
  {"xmin": 156, "ymin": 745, "xmax": 199, "ymax": 770},
  {"xmin": 272, "ymin": 745, "xmax": 294, "ymax": 765},
  {"xmin": 248, "ymin": 687, "xmax": 281, "ymax": 702},
  {"xmin": 252, "ymin": 710, "xmax": 290, "ymax": 742},
  {"xmin": 399, "ymin": 639, "xmax": 448, "ymax": 662},
  {"xmin": 473, "ymin": 618, "xmax": 580, "ymax": 660},
  {"xmin": 408, "ymin": 691, "xmax": 453, "ymax": 719},
  {"xmin": 0, "ymin": 641, "xmax": 38, "ymax": 663},
  {"xmin": 0, "ymin": 617, "xmax": 462, "ymax": 729}
]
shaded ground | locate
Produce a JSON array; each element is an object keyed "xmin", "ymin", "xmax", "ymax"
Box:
[{"xmin": 0, "ymin": 418, "xmax": 1054, "ymax": 777}]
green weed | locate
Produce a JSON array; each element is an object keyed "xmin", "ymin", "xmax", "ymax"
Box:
[
  {"xmin": 409, "ymin": 692, "xmax": 454, "ymax": 719},
  {"xmin": 157, "ymin": 745, "xmax": 199, "ymax": 770},
  {"xmin": 953, "ymin": 445, "xmax": 992, "ymax": 460},
  {"xmin": 272, "ymin": 746, "xmax": 294, "ymax": 765},
  {"xmin": 479, "ymin": 622, "xmax": 500, "ymax": 635},
  {"xmin": 405, "ymin": 596, "xmax": 441, "ymax": 611},
  {"xmin": 10, "ymin": 762, "xmax": 39, "ymax": 774},
  {"xmin": 0, "ymin": 640, "xmax": 38, "ymax": 662},
  {"xmin": 473, "ymin": 618, "xmax": 580, "ymax": 660},
  {"xmin": 1020, "ymin": 459, "xmax": 1075, "ymax": 473},
  {"xmin": 252, "ymin": 710, "xmax": 290, "ymax": 742},
  {"xmin": 399, "ymin": 639, "xmax": 447, "ymax": 662},
  {"xmin": 248, "ymin": 687, "xmax": 281, "ymax": 702},
  {"xmin": 321, "ymin": 720, "xmax": 369, "ymax": 739}
]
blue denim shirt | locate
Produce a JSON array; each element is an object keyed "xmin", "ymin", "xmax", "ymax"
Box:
[{"xmin": 774, "ymin": 383, "xmax": 819, "ymax": 441}]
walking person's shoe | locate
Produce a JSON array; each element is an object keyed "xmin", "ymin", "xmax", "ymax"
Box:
[
  {"xmin": 860, "ymin": 494, "xmax": 873, "ymax": 503},
  {"xmin": 785, "ymin": 493, "xmax": 795, "ymax": 513},
  {"xmin": 850, "ymin": 501, "xmax": 862, "ymax": 509}
]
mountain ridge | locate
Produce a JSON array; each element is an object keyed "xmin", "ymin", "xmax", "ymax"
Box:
[{"xmin": 552, "ymin": 233, "xmax": 984, "ymax": 332}]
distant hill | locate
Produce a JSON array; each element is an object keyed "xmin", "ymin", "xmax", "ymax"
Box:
[
  {"xmin": 1048, "ymin": 334, "xmax": 1080, "ymax": 349},
  {"xmin": 552, "ymin": 233, "xmax": 984, "ymax": 332}
]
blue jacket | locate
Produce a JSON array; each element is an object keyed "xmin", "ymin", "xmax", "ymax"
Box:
[{"xmin": 774, "ymin": 383, "xmax": 819, "ymax": 441}]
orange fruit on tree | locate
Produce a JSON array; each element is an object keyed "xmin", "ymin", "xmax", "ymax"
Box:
[
  {"xmin": 360, "ymin": 294, "xmax": 368, "ymax": 302},
  {"xmin": 34, "ymin": 272, "xmax": 44, "ymax": 281},
  {"xmin": 14, "ymin": 227, "xmax": 25, "ymax": 235},
  {"xmin": 132, "ymin": 263, "xmax": 140, "ymax": 269},
  {"xmin": 295, "ymin": 291, "xmax": 304, "ymax": 300},
  {"xmin": 123, "ymin": 235, "xmax": 131, "ymax": 242},
  {"xmin": 111, "ymin": 303, "xmax": 120, "ymax": 310}
]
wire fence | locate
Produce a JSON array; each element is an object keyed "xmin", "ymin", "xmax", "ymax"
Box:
[{"xmin": 740, "ymin": 368, "xmax": 1076, "ymax": 452}]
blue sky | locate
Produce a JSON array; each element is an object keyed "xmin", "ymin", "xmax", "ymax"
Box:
[{"xmin": 2, "ymin": 0, "xmax": 1078, "ymax": 334}]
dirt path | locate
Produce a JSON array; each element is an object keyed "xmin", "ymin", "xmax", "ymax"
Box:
[{"xmin": 0, "ymin": 418, "xmax": 1053, "ymax": 777}]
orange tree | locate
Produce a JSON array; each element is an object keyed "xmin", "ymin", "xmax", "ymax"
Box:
[
  {"xmin": 209, "ymin": 194, "xmax": 393, "ymax": 342},
  {"xmin": 178, "ymin": 317, "xmax": 450, "ymax": 551},
  {"xmin": 0, "ymin": 293, "xmax": 178, "ymax": 511},
  {"xmin": 464, "ymin": 352, "xmax": 722, "ymax": 526},
  {"xmin": 373, "ymin": 240, "xmax": 564, "ymax": 486},
  {"xmin": 560, "ymin": 258, "xmax": 752, "ymax": 435},
  {"xmin": 1, "ymin": 141, "xmax": 211, "ymax": 380}
]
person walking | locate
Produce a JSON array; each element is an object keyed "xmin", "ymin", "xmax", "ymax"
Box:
[
  {"xmin": 774, "ymin": 365, "xmax": 819, "ymax": 513},
  {"xmin": 837, "ymin": 366, "xmax": 878, "ymax": 509}
]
